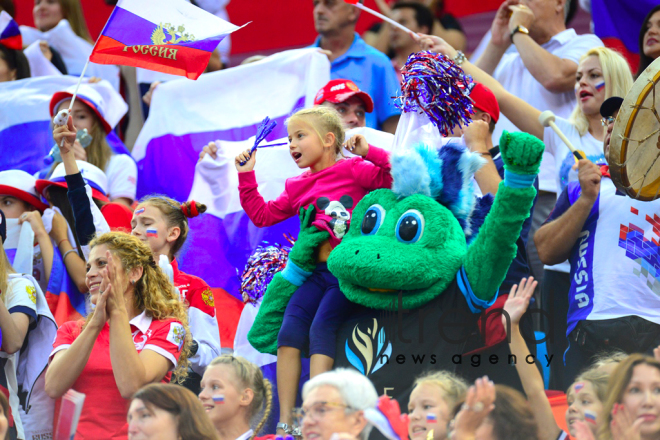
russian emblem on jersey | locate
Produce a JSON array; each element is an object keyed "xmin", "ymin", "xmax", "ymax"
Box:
[
  {"xmin": 26, "ymin": 285, "xmax": 37, "ymax": 304},
  {"xmin": 201, "ymin": 288, "xmax": 215, "ymax": 307},
  {"xmin": 167, "ymin": 322, "xmax": 186, "ymax": 350}
]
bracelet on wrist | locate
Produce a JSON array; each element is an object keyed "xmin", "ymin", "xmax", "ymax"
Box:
[
  {"xmin": 57, "ymin": 238, "xmax": 69, "ymax": 248},
  {"xmin": 452, "ymin": 50, "xmax": 466, "ymax": 65},
  {"xmin": 62, "ymin": 249, "xmax": 77, "ymax": 261}
]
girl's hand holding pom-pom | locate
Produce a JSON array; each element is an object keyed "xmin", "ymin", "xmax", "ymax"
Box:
[{"xmin": 235, "ymin": 148, "xmax": 256, "ymax": 172}]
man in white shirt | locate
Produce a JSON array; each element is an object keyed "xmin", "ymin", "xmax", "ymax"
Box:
[{"xmin": 472, "ymin": 0, "xmax": 602, "ymax": 312}]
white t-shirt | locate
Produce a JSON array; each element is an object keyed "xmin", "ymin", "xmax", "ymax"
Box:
[
  {"xmin": 105, "ymin": 154, "xmax": 138, "ymax": 202},
  {"xmin": 543, "ymin": 117, "xmax": 606, "ymax": 274},
  {"xmin": 0, "ymin": 275, "xmax": 38, "ymax": 439},
  {"xmin": 492, "ymin": 29, "xmax": 603, "ymax": 193}
]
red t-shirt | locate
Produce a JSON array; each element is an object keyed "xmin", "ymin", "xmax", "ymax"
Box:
[{"xmin": 50, "ymin": 312, "xmax": 185, "ymax": 439}]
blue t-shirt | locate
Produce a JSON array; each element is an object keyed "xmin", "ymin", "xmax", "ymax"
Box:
[{"xmin": 312, "ymin": 33, "xmax": 400, "ymax": 130}]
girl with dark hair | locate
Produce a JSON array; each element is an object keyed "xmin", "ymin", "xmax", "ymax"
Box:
[
  {"xmin": 637, "ymin": 6, "xmax": 660, "ymax": 78},
  {"xmin": 0, "ymin": 44, "xmax": 30, "ymax": 82},
  {"xmin": 128, "ymin": 383, "xmax": 219, "ymax": 440}
]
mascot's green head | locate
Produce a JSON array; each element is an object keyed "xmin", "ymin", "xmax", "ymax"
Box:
[{"xmin": 328, "ymin": 143, "xmax": 493, "ymax": 310}]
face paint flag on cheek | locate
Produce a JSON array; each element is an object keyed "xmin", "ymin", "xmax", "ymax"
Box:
[
  {"xmin": 146, "ymin": 228, "xmax": 158, "ymax": 238},
  {"xmin": 584, "ymin": 410, "xmax": 597, "ymax": 425},
  {"xmin": 212, "ymin": 395, "xmax": 225, "ymax": 404},
  {"xmin": 595, "ymin": 82, "xmax": 606, "ymax": 91},
  {"xmin": 426, "ymin": 413, "xmax": 438, "ymax": 423}
]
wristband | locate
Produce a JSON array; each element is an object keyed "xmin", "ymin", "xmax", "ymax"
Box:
[
  {"xmin": 57, "ymin": 238, "xmax": 69, "ymax": 248},
  {"xmin": 62, "ymin": 249, "xmax": 77, "ymax": 261},
  {"xmin": 510, "ymin": 25, "xmax": 530, "ymax": 43},
  {"xmin": 281, "ymin": 260, "xmax": 313, "ymax": 287},
  {"xmin": 504, "ymin": 170, "xmax": 536, "ymax": 188}
]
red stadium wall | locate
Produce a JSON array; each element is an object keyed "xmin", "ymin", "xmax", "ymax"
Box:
[{"xmin": 14, "ymin": 0, "xmax": 502, "ymax": 55}]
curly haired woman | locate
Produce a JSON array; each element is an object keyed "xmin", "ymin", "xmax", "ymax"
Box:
[{"xmin": 45, "ymin": 232, "xmax": 192, "ymax": 439}]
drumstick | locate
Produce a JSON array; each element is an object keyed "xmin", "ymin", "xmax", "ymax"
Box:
[
  {"xmin": 343, "ymin": 0, "xmax": 416, "ymax": 37},
  {"xmin": 538, "ymin": 110, "xmax": 585, "ymax": 160}
]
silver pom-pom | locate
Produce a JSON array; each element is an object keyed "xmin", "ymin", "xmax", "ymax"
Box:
[{"xmin": 53, "ymin": 109, "xmax": 69, "ymax": 126}]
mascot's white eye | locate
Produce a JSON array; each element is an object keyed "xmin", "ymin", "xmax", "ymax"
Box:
[
  {"xmin": 361, "ymin": 204, "xmax": 386, "ymax": 236},
  {"xmin": 396, "ymin": 210, "xmax": 424, "ymax": 243}
]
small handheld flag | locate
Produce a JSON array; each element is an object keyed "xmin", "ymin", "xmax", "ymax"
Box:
[
  {"xmin": 212, "ymin": 395, "xmax": 225, "ymax": 404},
  {"xmin": 90, "ymin": 0, "xmax": 245, "ymax": 80},
  {"xmin": 0, "ymin": 11, "xmax": 22, "ymax": 50},
  {"xmin": 426, "ymin": 414, "xmax": 438, "ymax": 423},
  {"xmin": 146, "ymin": 228, "xmax": 158, "ymax": 237},
  {"xmin": 343, "ymin": 0, "xmax": 415, "ymax": 37}
]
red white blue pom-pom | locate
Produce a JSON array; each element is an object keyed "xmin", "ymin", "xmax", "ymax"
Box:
[
  {"xmin": 395, "ymin": 51, "xmax": 474, "ymax": 137},
  {"xmin": 239, "ymin": 236, "xmax": 294, "ymax": 304}
]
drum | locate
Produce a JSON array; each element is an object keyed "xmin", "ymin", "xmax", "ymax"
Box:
[{"xmin": 610, "ymin": 56, "xmax": 660, "ymax": 201}]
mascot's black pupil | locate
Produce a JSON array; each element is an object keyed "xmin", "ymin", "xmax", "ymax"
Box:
[
  {"xmin": 362, "ymin": 209, "xmax": 379, "ymax": 234},
  {"xmin": 399, "ymin": 216, "xmax": 418, "ymax": 241}
]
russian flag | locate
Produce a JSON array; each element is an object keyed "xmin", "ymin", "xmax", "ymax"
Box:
[
  {"xmin": 0, "ymin": 11, "xmax": 21, "ymax": 50},
  {"xmin": 90, "ymin": 0, "xmax": 242, "ymax": 80},
  {"xmin": 0, "ymin": 76, "xmax": 129, "ymax": 175},
  {"xmin": 592, "ymin": 0, "xmax": 657, "ymax": 71}
]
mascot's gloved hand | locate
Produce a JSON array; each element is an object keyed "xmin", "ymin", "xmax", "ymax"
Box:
[
  {"xmin": 281, "ymin": 205, "xmax": 330, "ymax": 286},
  {"xmin": 499, "ymin": 130, "xmax": 545, "ymax": 188},
  {"xmin": 247, "ymin": 205, "xmax": 329, "ymax": 355}
]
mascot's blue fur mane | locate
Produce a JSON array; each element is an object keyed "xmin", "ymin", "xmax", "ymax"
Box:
[{"xmin": 391, "ymin": 143, "xmax": 494, "ymax": 242}]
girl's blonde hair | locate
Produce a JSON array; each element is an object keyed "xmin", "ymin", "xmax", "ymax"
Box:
[
  {"xmin": 50, "ymin": 108, "xmax": 113, "ymax": 176},
  {"xmin": 58, "ymin": 0, "xmax": 92, "ymax": 43},
  {"xmin": 87, "ymin": 232, "xmax": 192, "ymax": 382},
  {"xmin": 568, "ymin": 47, "xmax": 634, "ymax": 136},
  {"xmin": 136, "ymin": 196, "xmax": 207, "ymax": 259},
  {"xmin": 568, "ymin": 367, "xmax": 609, "ymax": 403},
  {"xmin": 599, "ymin": 354, "xmax": 660, "ymax": 440},
  {"xmin": 208, "ymin": 355, "xmax": 273, "ymax": 439},
  {"xmin": 590, "ymin": 350, "xmax": 628, "ymax": 371},
  {"xmin": 0, "ymin": 239, "xmax": 15, "ymax": 302},
  {"xmin": 287, "ymin": 106, "xmax": 345, "ymax": 156},
  {"xmin": 414, "ymin": 370, "xmax": 469, "ymax": 410}
]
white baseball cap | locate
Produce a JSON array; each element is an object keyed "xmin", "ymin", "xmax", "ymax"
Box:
[{"xmin": 0, "ymin": 170, "xmax": 48, "ymax": 211}]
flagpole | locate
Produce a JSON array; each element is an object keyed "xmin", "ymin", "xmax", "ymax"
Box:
[{"xmin": 59, "ymin": 3, "xmax": 118, "ymax": 146}]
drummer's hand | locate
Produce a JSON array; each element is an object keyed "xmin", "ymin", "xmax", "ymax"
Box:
[{"xmin": 577, "ymin": 159, "xmax": 601, "ymax": 202}]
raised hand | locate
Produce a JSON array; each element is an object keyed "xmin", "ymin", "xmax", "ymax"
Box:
[
  {"xmin": 235, "ymin": 148, "xmax": 256, "ymax": 172},
  {"xmin": 102, "ymin": 250, "xmax": 128, "ymax": 317},
  {"xmin": 451, "ymin": 376, "xmax": 496, "ymax": 439},
  {"xmin": 199, "ymin": 141, "xmax": 219, "ymax": 162},
  {"xmin": 577, "ymin": 160, "xmax": 602, "ymax": 203},
  {"xmin": 344, "ymin": 134, "xmax": 369, "ymax": 157},
  {"xmin": 53, "ymin": 115, "xmax": 78, "ymax": 155},
  {"xmin": 491, "ymin": 0, "xmax": 520, "ymax": 47},
  {"xmin": 415, "ymin": 33, "xmax": 458, "ymax": 58},
  {"xmin": 611, "ymin": 403, "xmax": 643, "ymax": 440},
  {"xmin": 18, "ymin": 211, "xmax": 47, "ymax": 237},
  {"xmin": 503, "ymin": 277, "xmax": 537, "ymax": 329}
]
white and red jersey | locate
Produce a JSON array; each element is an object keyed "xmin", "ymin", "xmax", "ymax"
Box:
[
  {"xmin": 50, "ymin": 312, "xmax": 185, "ymax": 439},
  {"xmin": 172, "ymin": 258, "xmax": 221, "ymax": 374}
]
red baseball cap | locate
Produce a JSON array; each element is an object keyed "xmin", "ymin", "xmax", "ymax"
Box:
[
  {"xmin": 470, "ymin": 83, "xmax": 500, "ymax": 123},
  {"xmin": 314, "ymin": 79, "xmax": 374, "ymax": 113}
]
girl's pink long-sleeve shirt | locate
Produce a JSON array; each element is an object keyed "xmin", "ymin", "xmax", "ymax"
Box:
[{"xmin": 238, "ymin": 146, "xmax": 392, "ymax": 247}]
